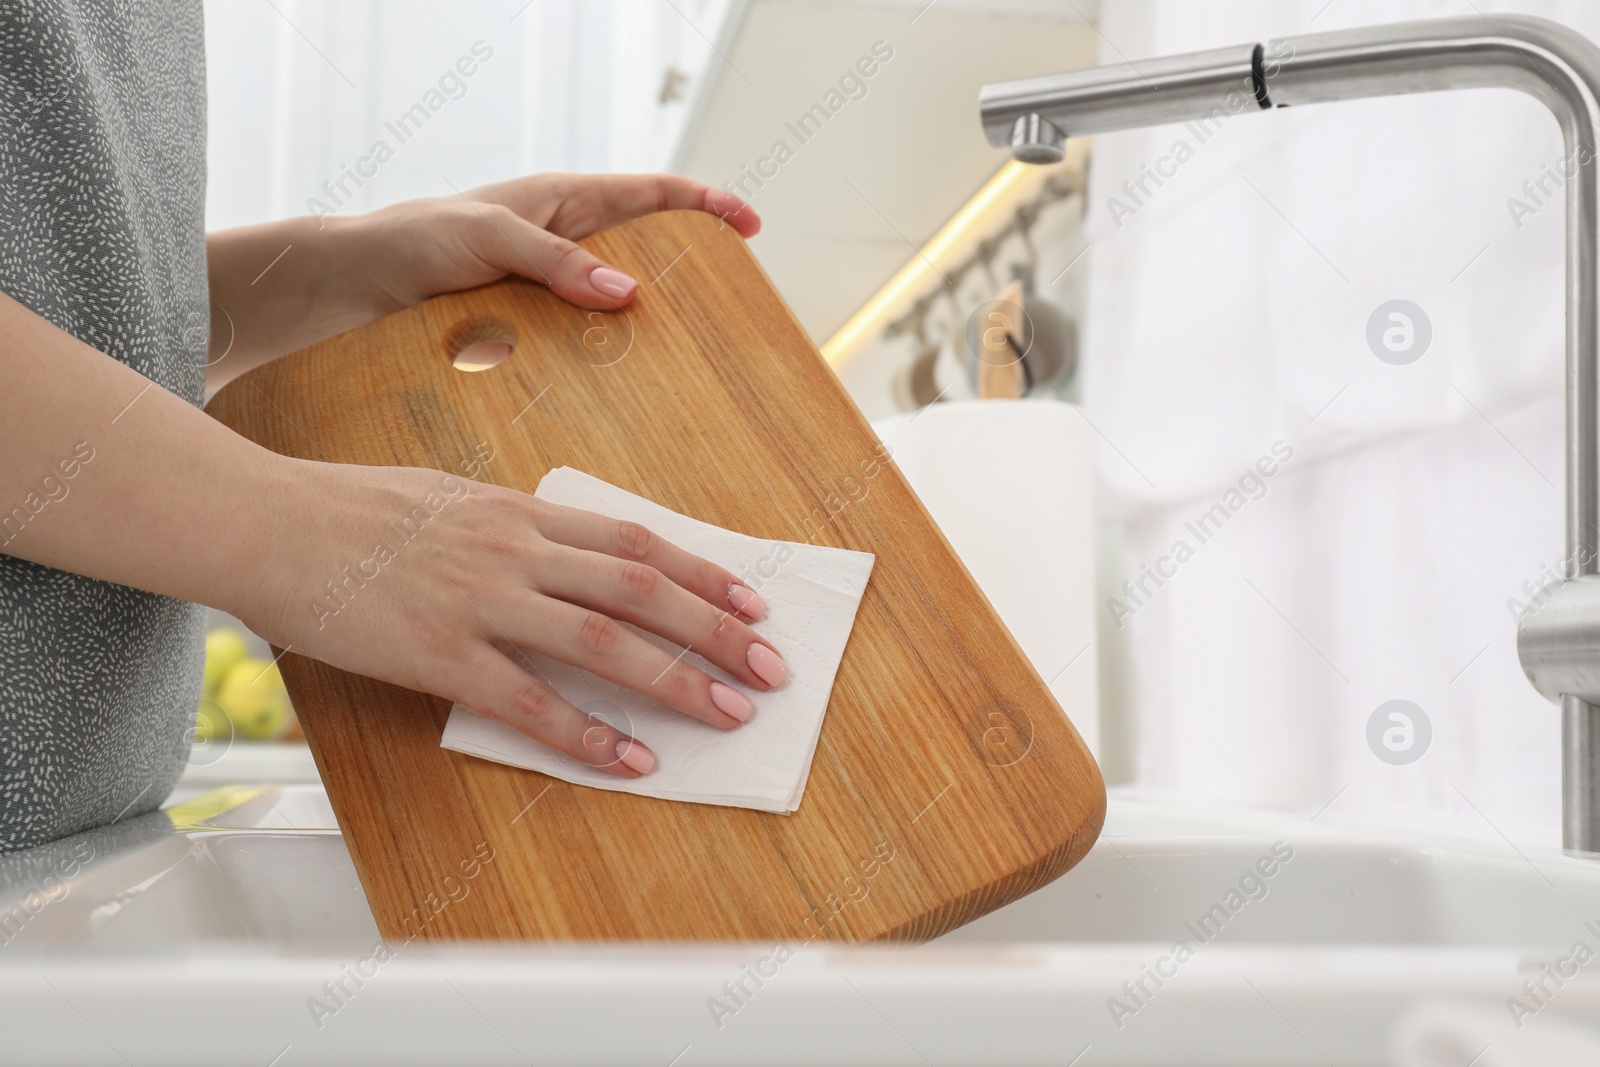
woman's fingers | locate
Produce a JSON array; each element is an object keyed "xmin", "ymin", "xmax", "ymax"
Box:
[
  {"xmin": 414, "ymin": 175, "xmax": 761, "ymax": 311},
  {"xmin": 534, "ymin": 544, "xmax": 784, "ymax": 691},
  {"xmin": 559, "ymin": 174, "xmax": 760, "ymax": 238},
  {"xmin": 465, "ymin": 177, "xmax": 759, "ymax": 309},
  {"xmin": 494, "ymin": 594, "xmax": 757, "ymax": 730},
  {"xmin": 466, "ymin": 206, "xmax": 639, "ymax": 310},
  {"xmin": 532, "ymin": 501, "xmax": 769, "ymax": 623},
  {"xmin": 482, "ymin": 173, "xmax": 761, "ymax": 240},
  {"xmin": 456, "ymin": 646, "xmax": 655, "ymax": 777}
]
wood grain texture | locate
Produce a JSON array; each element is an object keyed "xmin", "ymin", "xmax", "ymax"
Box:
[{"xmin": 205, "ymin": 210, "xmax": 1104, "ymax": 942}]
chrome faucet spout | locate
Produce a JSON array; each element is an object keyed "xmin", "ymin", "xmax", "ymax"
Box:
[{"xmin": 980, "ymin": 15, "xmax": 1600, "ymax": 856}]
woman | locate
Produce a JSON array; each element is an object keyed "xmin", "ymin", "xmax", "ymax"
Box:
[{"xmin": 0, "ymin": 2, "xmax": 782, "ymax": 851}]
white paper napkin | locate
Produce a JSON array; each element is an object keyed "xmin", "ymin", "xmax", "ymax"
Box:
[{"xmin": 439, "ymin": 467, "xmax": 875, "ymax": 814}]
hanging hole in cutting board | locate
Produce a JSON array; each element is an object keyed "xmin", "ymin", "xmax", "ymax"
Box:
[{"xmin": 447, "ymin": 314, "xmax": 518, "ymax": 373}]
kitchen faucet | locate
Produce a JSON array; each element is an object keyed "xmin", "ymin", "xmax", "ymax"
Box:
[{"xmin": 978, "ymin": 15, "xmax": 1600, "ymax": 855}]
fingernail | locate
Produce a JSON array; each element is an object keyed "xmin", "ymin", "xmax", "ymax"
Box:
[
  {"xmin": 747, "ymin": 643, "xmax": 787, "ymax": 687},
  {"xmin": 589, "ymin": 266, "xmax": 637, "ymax": 298},
  {"xmin": 709, "ymin": 681, "xmax": 752, "ymax": 723},
  {"xmin": 615, "ymin": 738, "xmax": 655, "ymax": 775},
  {"xmin": 728, "ymin": 582, "xmax": 767, "ymax": 620}
]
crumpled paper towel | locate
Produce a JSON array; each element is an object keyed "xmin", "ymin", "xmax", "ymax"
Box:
[{"xmin": 440, "ymin": 467, "xmax": 875, "ymax": 814}]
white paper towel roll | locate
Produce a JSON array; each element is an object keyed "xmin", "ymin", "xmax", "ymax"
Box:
[{"xmin": 872, "ymin": 399, "xmax": 1099, "ymax": 756}]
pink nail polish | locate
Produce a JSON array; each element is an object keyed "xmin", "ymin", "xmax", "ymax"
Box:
[
  {"xmin": 728, "ymin": 582, "xmax": 768, "ymax": 620},
  {"xmin": 747, "ymin": 643, "xmax": 787, "ymax": 687},
  {"xmin": 709, "ymin": 681, "xmax": 752, "ymax": 723},
  {"xmin": 589, "ymin": 266, "xmax": 637, "ymax": 298},
  {"xmin": 615, "ymin": 738, "xmax": 655, "ymax": 775}
]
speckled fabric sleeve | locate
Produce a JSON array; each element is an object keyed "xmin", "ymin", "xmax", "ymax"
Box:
[{"xmin": 0, "ymin": 0, "xmax": 210, "ymax": 852}]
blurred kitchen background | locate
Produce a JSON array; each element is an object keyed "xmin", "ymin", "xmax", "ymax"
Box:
[{"xmin": 198, "ymin": 0, "xmax": 1592, "ymax": 851}]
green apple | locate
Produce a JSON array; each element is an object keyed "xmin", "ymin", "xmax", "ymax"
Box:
[
  {"xmin": 215, "ymin": 658, "xmax": 290, "ymax": 740},
  {"xmin": 203, "ymin": 629, "xmax": 250, "ymax": 700}
]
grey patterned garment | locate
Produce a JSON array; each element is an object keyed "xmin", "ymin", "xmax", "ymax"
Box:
[{"xmin": 0, "ymin": 0, "xmax": 209, "ymax": 852}]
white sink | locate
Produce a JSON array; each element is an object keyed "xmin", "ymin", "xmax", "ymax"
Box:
[
  {"xmin": 3, "ymin": 787, "xmax": 1599, "ymax": 1066},
  {"xmin": 948, "ymin": 830, "xmax": 1600, "ymax": 949}
]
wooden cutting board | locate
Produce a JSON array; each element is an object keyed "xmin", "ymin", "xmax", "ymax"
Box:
[{"xmin": 205, "ymin": 209, "xmax": 1104, "ymax": 942}]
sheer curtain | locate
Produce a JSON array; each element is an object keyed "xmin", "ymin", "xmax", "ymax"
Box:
[
  {"xmin": 1086, "ymin": 0, "xmax": 1598, "ymax": 845},
  {"xmin": 201, "ymin": 0, "xmax": 732, "ymax": 231}
]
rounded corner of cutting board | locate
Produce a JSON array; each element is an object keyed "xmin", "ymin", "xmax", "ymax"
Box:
[{"xmin": 1001, "ymin": 753, "xmax": 1108, "ymax": 900}]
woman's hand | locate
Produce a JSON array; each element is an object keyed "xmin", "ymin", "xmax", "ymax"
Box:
[
  {"xmin": 240, "ymin": 459, "xmax": 784, "ymax": 777},
  {"xmin": 205, "ymin": 173, "xmax": 760, "ymax": 389},
  {"xmin": 200, "ymin": 173, "xmax": 773, "ymax": 774},
  {"xmin": 356, "ymin": 173, "xmax": 760, "ymax": 313},
  {"xmin": 3, "ymin": 229, "xmax": 781, "ymax": 779}
]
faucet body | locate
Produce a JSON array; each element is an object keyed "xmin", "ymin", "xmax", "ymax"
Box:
[{"xmin": 980, "ymin": 15, "xmax": 1600, "ymax": 855}]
